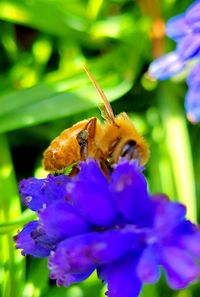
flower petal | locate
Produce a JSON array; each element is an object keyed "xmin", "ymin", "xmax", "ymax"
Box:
[
  {"xmin": 174, "ymin": 220, "xmax": 200, "ymax": 258},
  {"xmin": 185, "ymin": 87, "xmax": 200, "ymax": 123},
  {"xmin": 181, "ymin": 232, "xmax": 200, "ymax": 258},
  {"xmin": 153, "ymin": 196, "xmax": 186, "ymax": 235},
  {"xmin": 19, "ymin": 174, "xmax": 69, "ymax": 211},
  {"xmin": 148, "ymin": 52, "xmax": 185, "ymax": 80},
  {"xmin": 110, "ymin": 161, "xmax": 152, "ymax": 226},
  {"xmin": 166, "ymin": 14, "xmax": 191, "ymax": 41},
  {"xmin": 137, "ymin": 245, "xmax": 160, "ymax": 283},
  {"xmin": 177, "ymin": 33, "xmax": 200, "ymax": 59},
  {"xmin": 38, "ymin": 200, "xmax": 91, "ymax": 241},
  {"xmin": 186, "ymin": 1, "xmax": 200, "ymax": 31},
  {"xmin": 48, "ymin": 238, "xmax": 94, "ymax": 277},
  {"xmin": 49, "ymin": 267, "xmax": 94, "ymax": 287},
  {"xmin": 89, "ymin": 227, "xmax": 141, "ymax": 263},
  {"xmin": 187, "ymin": 62, "xmax": 200, "ymax": 87},
  {"xmin": 48, "ymin": 227, "xmax": 139, "ymax": 279},
  {"xmin": 14, "ymin": 221, "xmax": 51, "ymax": 257},
  {"xmin": 68, "ymin": 160, "xmax": 117, "ymax": 226},
  {"xmin": 98, "ymin": 254, "xmax": 142, "ymax": 297},
  {"xmin": 161, "ymin": 246, "xmax": 200, "ymax": 289}
]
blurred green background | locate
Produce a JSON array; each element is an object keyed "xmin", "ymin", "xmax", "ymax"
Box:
[{"xmin": 0, "ymin": 0, "xmax": 200, "ymax": 296}]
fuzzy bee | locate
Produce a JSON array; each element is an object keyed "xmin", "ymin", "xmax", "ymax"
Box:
[{"xmin": 43, "ymin": 66, "xmax": 149, "ymax": 172}]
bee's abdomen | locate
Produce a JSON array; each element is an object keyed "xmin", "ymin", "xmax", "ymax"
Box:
[{"xmin": 43, "ymin": 138, "xmax": 81, "ymax": 171}]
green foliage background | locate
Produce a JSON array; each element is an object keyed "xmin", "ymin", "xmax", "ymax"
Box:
[{"xmin": 0, "ymin": 0, "xmax": 200, "ymax": 296}]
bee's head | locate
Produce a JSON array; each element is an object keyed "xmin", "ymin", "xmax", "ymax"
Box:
[
  {"xmin": 108, "ymin": 113, "xmax": 149, "ymax": 165},
  {"xmin": 120, "ymin": 140, "xmax": 139, "ymax": 160},
  {"xmin": 109, "ymin": 137, "xmax": 149, "ymax": 166}
]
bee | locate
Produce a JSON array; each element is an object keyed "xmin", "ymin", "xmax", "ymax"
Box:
[{"xmin": 43, "ymin": 66, "xmax": 149, "ymax": 172}]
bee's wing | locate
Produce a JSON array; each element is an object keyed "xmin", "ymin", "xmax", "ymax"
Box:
[{"xmin": 83, "ymin": 65, "xmax": 115, "ymax": 123}]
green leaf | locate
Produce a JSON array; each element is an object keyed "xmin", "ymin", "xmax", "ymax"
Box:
[
  {"xmin": 0, "ymin": 209, "xmax": 36, "ymax": 234},
  {"xmin": 158, "ymin": 82, "xmax": 197, "ymax": 222},
  {"xmin": 0, "ymin": 134, "xmax": 25, "ymax": 297},
  {"xmin": 0, "ymin": 73, "xmax": 132, "ymax": 132},
  {"xmin": 0, "ymin": 91, "xmax": 95, "ymax": 133},
  {"xmin": 0, "ymin": 0, "xmax": 88, "ymax": 37},
  {"xmin": 23, "ymin": 258, "xmax": 49, "ymax": 297}
]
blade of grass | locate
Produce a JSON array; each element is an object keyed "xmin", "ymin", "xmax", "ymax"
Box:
[
  {"xmin": 158, "ymin": 82, "xmax": 197, "ymax": 222},
  {"xmin": 146, "ymin": 107, "xmax": 177, "ymax": 198},
  {"xmin": 0, "ymin": 75, "xmax": 132, "ymax": 133},
  {"xmin": 0, "ymin": 74, "xmax": 87, "ymax": 117},
  {"xmin": 87, "ymin": 0, "xmax": 104, "ymax": 20},
  {"xmin": 0, "ymin": 91, "xmax": 95, "ymax": 133},
  {"xmin": 0, "ymin": 133, "xmax": 25, "ymax": 297},
  {"xmin": 23, "ymin": 258, "xmax": 49, "ymax": 297},
  {"xmin": 0, "ymin": 0, "xmax": 88, "ymax": 37},
  {"xmin": 0, "ymin": 209, "xmax": 36, "ymax": 234}
]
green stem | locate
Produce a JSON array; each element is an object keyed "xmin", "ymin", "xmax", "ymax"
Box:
[
  {"xmin": 0, "ymin": 210, "xmax": 36, "ymax": 234},
  {"xmin": 159, "ymin": 83, "xmax": 197, "ymax": 222},
  {"xmin": 86, "ymin": 0, "xmax": 104, "ymax": 20},
  {"xmin": 0, "ymin": 133, "xmax": 25, "ymax": 297}
]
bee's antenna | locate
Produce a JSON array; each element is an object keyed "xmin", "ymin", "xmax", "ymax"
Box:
[{"xmin": 83, "ymin": 65, "xmax": 115, "ymax": 123}]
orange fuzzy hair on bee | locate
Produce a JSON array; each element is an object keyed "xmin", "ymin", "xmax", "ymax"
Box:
[
  {"xmin": 42, "ymin": 66, "xmax": 149, "ymax": 172},
  {"xmin": 99, "ymin": 112, "xmax": 149, "ymax": 165}
]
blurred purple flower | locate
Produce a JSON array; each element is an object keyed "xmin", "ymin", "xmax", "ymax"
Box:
[
  {"xmin": 15, "ymin": 159, "xmax": 200, "ymax": 297},
  {"xmin": 149, "ymin": 0, "xmax": 200, "ymax": 123},
  {"xmin": 149, "ymin": 52, "xmax": 185, "ymax": 80}
]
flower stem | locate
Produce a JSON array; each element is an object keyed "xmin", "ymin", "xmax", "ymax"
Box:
[
  {"xmin": 0, "ymin": 133, "xmax": 25, "ymax": 297},
  {"xmin": 158, "ymin": 82, "xmax": 197, "ymax": 222}
]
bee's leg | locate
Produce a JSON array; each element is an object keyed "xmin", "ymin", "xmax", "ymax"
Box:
[
  {"xmin": 76, "ymin": 118, "xmax": 97, "ymax": 160},
  {"xmin": 99, "ymin": 159, "xmax": 111, "ymax": 179},
  {"xmin": 69, "ymin": 165, "xmax": 79, "ymax": 177}
]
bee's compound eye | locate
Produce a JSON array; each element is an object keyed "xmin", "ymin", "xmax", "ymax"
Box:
[{"xmin": 120, "ymin": 140, "xmax": 138, "ymax": 160}]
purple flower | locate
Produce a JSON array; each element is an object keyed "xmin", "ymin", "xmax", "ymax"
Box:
[
  {"xmin": 185, "ymin": 62, "xmax": 200, "ymax": 122},
  {"xmin": 185, "ymin": 87, "xmax": 200, "ymax": 122},
  {"xmin": 15, "ymin": 159, "xmax": 200, "ymax": 296},
  {"xmin": 149, "ymin": 0, "xmax": 200, "ymax": 122},
  {"xmin": 149, "ymin": 52, "xmax": 185, "ymax": 80},
  {"xmin": 186, "ymin": 1, "xmax": 200, "ymax": 31},
  {"xmin": 19, "ymin": 174, "xmax": 70, "ymax": 211},
  {"xmin": 166, "ymin": 14, "xmax": 191, "ymax": 41},
  {"xmin": 14, "ymin": 221, "xmax": 52, "ymax": 257}
]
